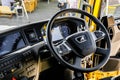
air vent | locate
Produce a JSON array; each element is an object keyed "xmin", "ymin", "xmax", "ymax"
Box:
[
  {"xmin": 117, "ymin": 24, "xmax": 120, "ymax": 30},
  {"xmin": 24, "ymin": 28, "xmax": 39, "ymax": 44}
]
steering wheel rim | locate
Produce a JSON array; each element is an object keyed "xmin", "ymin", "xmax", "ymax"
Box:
[{"xmin": 46, "ymin": 9, "xmax": 111, "ymax": 72}]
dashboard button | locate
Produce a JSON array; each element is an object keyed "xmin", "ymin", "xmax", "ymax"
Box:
[{"xmin": 12, "ymin": 77, "xmax": 17, "ymax": 80}]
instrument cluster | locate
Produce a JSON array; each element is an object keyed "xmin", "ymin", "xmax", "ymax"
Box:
[{"xmin": 41, "ymin": 23, "xmax": 71, "ymax": 43}]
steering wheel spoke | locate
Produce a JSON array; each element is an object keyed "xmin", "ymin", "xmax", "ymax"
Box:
[
  {"xmin": 73, "ymin": 57, "xmax": 83, "ymax": 68},
  {"xmin": 56, "ymin": 41, "xmax": 72, "ymax": 56},
  {"xmin": 95, "ymin": 47, "xmax": 110, "ymax": 56},
  {"xmin": 92, "ymin": 31, "xmax": 106, "ymax": 42}
]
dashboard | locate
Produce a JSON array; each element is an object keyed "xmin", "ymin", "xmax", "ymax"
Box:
[{"xmin": 0, "ymin": 17, "xmax": 86, "ymax": 80}]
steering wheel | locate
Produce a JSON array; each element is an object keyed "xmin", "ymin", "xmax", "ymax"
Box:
[{"xmin": 46, "ymin": 9, "xmax": 111, "ymax": 72}]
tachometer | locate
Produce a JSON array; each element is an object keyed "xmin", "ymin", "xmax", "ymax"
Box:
[{"xmin": 59, "ymin": 23, "xmax": 70, "ymax": 38}]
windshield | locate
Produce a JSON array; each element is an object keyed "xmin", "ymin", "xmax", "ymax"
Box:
[
  {"xmin": 0, "ymin": 0, "xmax": 120, "ymax": 27},
  {"xmin": 108, "ymin": 0, "xmax": 120, "ymax": 18}
]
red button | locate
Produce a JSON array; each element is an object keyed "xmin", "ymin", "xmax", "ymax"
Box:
[{"xmin": 12, "ymin": 77, "xmax": 17, "ymax": 80}]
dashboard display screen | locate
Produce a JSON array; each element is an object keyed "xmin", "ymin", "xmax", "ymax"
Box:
[{"xmin": 0, "ymin": 32, "xmax": 26, "ymax": 56}]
